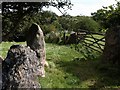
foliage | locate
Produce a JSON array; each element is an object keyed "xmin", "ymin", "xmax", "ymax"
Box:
[
  {"xmin": 58, "ymin": 15, "xmax": 100, "ymax": 32},
  {"xmin": 73, "ymin": 16, "xmax": 100, "ymax": 32},
  {"xmin": 2, "ymin": 9, "xmax": 101, "ymax": 42},
  {"xmin": 2, "ymin": 2, "xmax": 46, "ymax": 41},
  {"xmin": 70, "ymin": 44, "xmax": 101, "ymax": 60},
  {"xmin": 45, "ymin": 31, "xmax": 61, "ymax": 43},
  {"xmin": 1, "ymin": 1, "xmax": 101, "ymax": 42},
  {"xmin": 40, "ymin": 11, "xmax": 61, "ymax": 34},
  {"xmin": 58, "ymin": 15, "xmax": 73, "ymax": 31},
  {"xmin": 1, "ymin": 1, "xmax": 72, "ymax": 41},
  {"xmin": 91, "ymin": 1, "xmax": 120, "ymax": 29}
]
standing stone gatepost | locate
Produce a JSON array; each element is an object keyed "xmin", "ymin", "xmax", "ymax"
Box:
[
  {"xmin": 2, "ymin": 45, "xmax": 42, "ymax": 89},
  {"xmin": 102, "ymin": 26, "xmax": 120, "ymax": 64},
  {"xmin": 2, "ymin": 23, "xmax": 48, "ymax": 89},
  {"xmin": 26, "ymin": 23, "xmax": 48, "ymax": 77}
]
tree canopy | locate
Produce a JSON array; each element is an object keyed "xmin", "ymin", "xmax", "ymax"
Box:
[
  {"xmin": 91, "ymin": 1, "xmax": 120, "ymax": 29},
  {"xmin": 1, "ymin": 1, "xmax": 100, "ymax": 42},
  {"xmin": 1, "ymin": 1, "xmax": 73, "ymax": 41}
]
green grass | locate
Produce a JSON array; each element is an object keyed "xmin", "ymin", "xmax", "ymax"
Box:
[
  {"xmin": 0, "ymin": 42, "xmax": 120, "ymax": 89},
  {"xmin": 0, "ymin": 42, "xmax": 26, "ymax": 58}
]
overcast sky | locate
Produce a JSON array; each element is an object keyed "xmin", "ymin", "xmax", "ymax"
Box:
[{"xmin": 43, "ymin": 0, "xmax": 117, "ymax": 16}]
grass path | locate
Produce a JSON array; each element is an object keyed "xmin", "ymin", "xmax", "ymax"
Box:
[{"xmin": 40, "ymin": 43, "xmax": 100, "ymax": 88}]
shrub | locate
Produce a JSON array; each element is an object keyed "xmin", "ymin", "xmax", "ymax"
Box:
[
  {"xmin": 74, "ymin": 16, "xmax": 100, "ymax": 32},
  {"xmin": 45, "ymin": 31, "xmax": 60, "ymax": 44}
]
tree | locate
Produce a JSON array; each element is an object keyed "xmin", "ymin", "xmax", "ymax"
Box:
[
  {"xmin": 73, "ymin": 16, "xmax": 100, "ymax": 32},
  {"xmin": 58, "ymin": 15, "xmax": 73, "ymax": 31},
  {"xmin": 58, "ymin": 15, "xmax": 100, "ymax": 32},
  {"xmin": 1, "ymin": 0, "xmax": 73, "ymax": 41},
  {"xmin": 92, "ymin": 1, "xmax": 120, "ymax": 65},
  {"xmin": 91, "ymin": 1, "xmax": 120, "ymax": 29}
]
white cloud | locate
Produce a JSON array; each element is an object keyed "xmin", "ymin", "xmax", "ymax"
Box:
[{"xmin": 43, "ymin": 0, "xmax": 117, "ymax": 16}]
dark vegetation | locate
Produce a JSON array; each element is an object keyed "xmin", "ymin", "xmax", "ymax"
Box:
[
  {"xmin": 2, "ymin": 1, "xmax": 100, "ymax": 42},
  {"xmin": 92, "ymin": 1, "xmax": 120, "ymax": 29},
  {"xmin": 2, "ymin": 11, "xmax": 100, "ymax": 43}
]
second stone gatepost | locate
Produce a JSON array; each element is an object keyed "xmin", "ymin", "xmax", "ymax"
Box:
[{"xmin": 26, "ymin": 23, "xmax": 48, "ymax": 77}]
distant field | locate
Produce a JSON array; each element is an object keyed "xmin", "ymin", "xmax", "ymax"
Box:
[{"xmin": 0, "ymin": 42, "xmax": 120, "ymax": 88}]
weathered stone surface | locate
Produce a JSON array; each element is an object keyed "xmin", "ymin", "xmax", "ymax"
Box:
[
  {"xmin": 26, "ymin": 23, "xmax": 47, "ymax": 77},
  {"xmin": 2, "ymin": 45, "xmax": 42, "ymax": 89},
  {"xmin": 102, "ymin": 26, "xmax": 120, "ymax": 64},
  {"xmin": 0, "ymin": 56, "xmax": 2, "ymax": 90}
]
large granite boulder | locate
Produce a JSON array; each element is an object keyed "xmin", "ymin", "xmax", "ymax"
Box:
[
  {"xmin": 2, "ymin": 45, "xmax": 42, "ymax": 89},
  {"xmin": 26, "ymin": 23, "xmax": 48, "ymax": 77}
]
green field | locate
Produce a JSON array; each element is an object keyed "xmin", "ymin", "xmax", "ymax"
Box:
[
  {"xmin": 0, "ymin": 42, "xmax": 26, "ymax": 58},
  {"xmin": 0, "ymin": 42, "xmax": 120, "ymax": 88}
]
